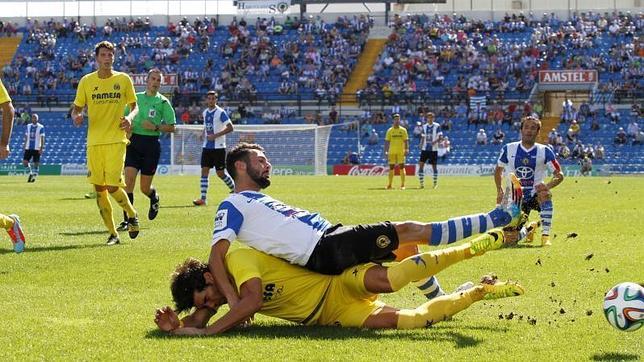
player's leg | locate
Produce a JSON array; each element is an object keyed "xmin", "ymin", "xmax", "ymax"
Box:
[
  {"xmin": 194, "ymin": 149, "xmax": 211, "ymax": 206},
  {"xmin": 22, "ymin": 151, "xmax": 31, "ymax": 182},
  {"xmin": 381, "ymin": 231, "xmax": 504, "ymax": 293},
  {"xmin": 32, "ymin": 156, "xmax": 40, "ymax": 182},
  {"xmin": 104, "ymin": 144, "xmax": 139, "ymax": 240},
  {"xmin": 139, "ymin": 138, "xmax": 161, "ymax": 220},
  {"xmin": 393, "ymin": 278, "xmax": 525, "ymax": 329},
  {"xmin": 0, "ymin": 213, "xmax": 25, "ymax": 253},
  {"xmin": 417, "ymin": 160, "xmax": 426, "ymax": 189},
  {"xmin": 430, "ymin": 152, "xmax": 438, "ymax": 188},
  {"xmin": 536, "ymin": 183, "xmax": 554, "ymax": 246},
  {"xmin": 215, "ymin": 149, "xmax": 234, "ymax": 191},
  {"xmin": 88, "ymin": 145, "xmax": 119, "ymax": 244},
  {"xmin": 122, "ymin": 139, "xmax": 139, "ymax": 229},
  {"xmin": 399, "ymin": 162, "xmax": 406, "ymax": 189}
]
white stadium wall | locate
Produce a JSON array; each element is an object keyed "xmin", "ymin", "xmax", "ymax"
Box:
[{"xmin": 0, "ymin": 0, "xmax": 640, "ymax": 25}]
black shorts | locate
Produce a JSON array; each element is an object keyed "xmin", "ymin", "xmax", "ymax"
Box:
[
  {"xmin": 201, "ymin": 148, "xmax": 226, "ymax": 170},
  {"xmin": 23, "ymin": 149, "xmax": 40, "ymax": 163},
  {"xmin": 420, "ymin": 150, "xmax": 438, "ymax": 164},
  {"xmin": 522, "ymin": 194, "xmax": 541, "ymax": 214},
  {"xmin": 304, "ymin": 222, "xmax": 399, "ymax": 275},
  {"xmin": 125, "ymin": 134, "xmax": 161, "ymax": 176}
]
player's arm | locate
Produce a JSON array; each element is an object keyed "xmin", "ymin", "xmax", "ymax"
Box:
[
  {"xmin": 209, "ymin": 122, "xmax": 234, "ymax": 140},
  {"xmin": 39, "ymin": 133, "xmax": 45, "ymax": 154},
  {"xmin": 404, "ymin": 139, "xmax": 409, "ymax": 156},
  {"xmin": 171, "ymin": 278, "xmax": 263, "ymax": 336},
  {"xmin": 494, "ymin": 166, "xmax": 505, "ymax": 204},
  {"xmin": 208, "ymin": 240, "xmax": 240, "ymax": 307},
  {"xmin": 495, "ymin": 145, "xmax": 509, "ymax": 204},
  {"xmin": 546, "ymin": 161, "xmax": 564, "ymax": 190},
  {"xmin": 120, "ymin": 101, "xmax": 139, "ymax": 132},
  {"xmin": 1, "ymin": 100, "xmax": 15, "ymax": 158}
]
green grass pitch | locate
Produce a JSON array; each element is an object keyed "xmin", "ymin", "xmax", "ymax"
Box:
[{"xmin": 0, "ymin": 175, "xmax": 642, "ymax": 360}]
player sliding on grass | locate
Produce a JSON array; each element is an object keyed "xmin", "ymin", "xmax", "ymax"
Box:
[
  {"xmin": 208, "ymin": 143, "xmax": 523, "ymax": 313},
  {"xmin": 155, "ymin": 230, "xmax": 524, "ymax": 335}
]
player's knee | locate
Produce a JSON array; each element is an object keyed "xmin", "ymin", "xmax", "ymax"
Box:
[
  {"xmin": 394, "ymin": 245, "xmax": 419, "ymax": 261},
  {"xmin": 394, "ymin": 221, "xmax": 427, "ymax": 241}
]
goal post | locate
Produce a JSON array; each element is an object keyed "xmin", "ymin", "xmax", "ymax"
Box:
[{"xmin": 171, "ymin": 124, "xmax": 336, "ymax": 175}]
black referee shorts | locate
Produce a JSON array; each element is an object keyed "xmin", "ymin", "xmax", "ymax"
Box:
[
  {"xmin": 420, "ymin": 150, "xmax": 438, "ymax": 164},
  {"xmin": 125, "ymin": 134, "xmax": 161, "ymax": 176},
  {"xmin": 23, "ymin": 149, "xmax": 41, "ymax": 163},
  {"xmin": 201, "ymin": 148, "xmax": 227, "ymax": 170},
  {"xmin": 304, "ymin": 222, "xmax": 399, "ymax": 275}
]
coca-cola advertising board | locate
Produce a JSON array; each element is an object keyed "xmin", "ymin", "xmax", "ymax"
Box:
[{"xmin": 333, "ymin": 164, "xmax": 416, "ymax": 176}]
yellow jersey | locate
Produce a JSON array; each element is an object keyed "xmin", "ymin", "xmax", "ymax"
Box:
[
  {"xmin": 73, "ymin": 71, "xmax": 136, "ymax": 146},
  {"xmin": 385, "ymin": 126, "xmax": 408, "ymax": 153},
  {"xmin": 226, "ymin": 248, "xmax": 333, "ymax": 325},
  {"xmin": 0, "ymin": 78, "xmax": 11, "ymax": 104}
]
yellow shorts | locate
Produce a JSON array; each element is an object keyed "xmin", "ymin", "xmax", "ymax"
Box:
[
  {"xmin": 388, "ymin": 152, "xmax": 405, "ymax": 165},
  {"xmin": 87, "ymin": 143, "xmax": 127, "ymax": 187},
  {"xmin": 317, "ymin": 263, "xmax": 385, "ymax": 328}
]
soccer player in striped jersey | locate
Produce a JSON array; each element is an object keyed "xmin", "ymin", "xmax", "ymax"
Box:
[
  {"xmin": 1, "ymin": 77, "xmax": 26, "ymax": 253},
  {"xmin": 418, "ymin": 112, "xmax": 441, "ymax": 189},
  {"xmin": 192, "ymin": 91, "xmax": 234, "ymax": 206},
  {"xmin": 495, "ymin": 115, "xmax": 564, "ymax": 246},
  {"xmin": 23, "ymin": 113, "xmax": 45, "ymax": 183},
  {"xmin": 207, "ymin": 143, "xmax": 522, "ymax": 314}
]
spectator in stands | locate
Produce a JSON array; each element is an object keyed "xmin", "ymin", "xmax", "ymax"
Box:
[
  {"xmin": 561, "ymin": 98, "xmax": 574, "ymax": 123},
  {"xmin": 567, "ymin": 120, "xmax": 580, "ymax": 142},
  {"xmin": 627, "ymin": 120, "xmax": 639, "ymax": 139},
  {"xmin": 342, "ymin": 151, "xmax": 360, "ymax": 165},
  {"xmin": 605, "ymin": 103, "xmax": 620, "ymax": 123},
  {"xmin": 437, "ymin": 134, "xmax": 451, "ymax": 160},
  {"xmin": 614, "ymin": 127, "xmax": 627, "ymax": 145},
  {"xmin": 476, "ymin": 129, "xmax": 488, "ymax": 145},
  {"xmin": 584, "ymin": 144, "xmax": 596, "ymax": 159},
  {"xmin": 547, "ymin": 128, "xmax": 558, "ymax": 145},
  {"xmin": 590, "ymin": 115, "xmax": 600, "ymax": 131},
  {"xmin": 412, "ymin": 121, "xmax": 423, "ymax": 140},
  {"xmin": 595, "ymin": 142, "xmax": 605, "ymax": 160},
  {"xmin": 572, "ymin": 141, "xmax": 584, "ymax": 158},
  {"xmin": 579, "ymin": 156, "xmax": 592, "ymax": 176},
  {"xmin": 492, "ymin": 129, "xmax": 505, "ymax": 145},
  {"xmin": 367, "ymin": 129, "xmax": 379, "ymax": 145}
]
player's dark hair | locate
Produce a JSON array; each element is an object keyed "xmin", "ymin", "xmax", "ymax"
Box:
[
  {"xmin": 521, "ymin": 115, "xmax": 542, "ymax": 131},
  {"xmin": 94, "ymin": 40, "xmax": 115, "ymax": 56},
  {"xmin": 226, "ymin": 142, "xmax": 265, "ymax": 180},
  {"xmin": 170, "ymin": 258, "xmax": 209, "ymax": 314},
  {"xmin": 207, "ymin": 90, "xmax": 218, "ymax": 98}
]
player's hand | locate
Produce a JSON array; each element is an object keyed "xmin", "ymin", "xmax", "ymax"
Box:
[
  {"xmin": 238, "ymin": 314, "xmax": 254, "ymax": 329},
  {"xmin": 141, "ymin": 120, "xmax": 156, "ymax": 131},
  {"xmin": 0, "ymin": 144, "xmax": 9, "ymax": 160},
  {"xmin": 72, "ymin": 112, "xmax": 84, "ymax": 126},
  {"xmin": 496, "ymin": 189, "xmax": 504, "ymax": 204},
  {"xmin": 207, "ymin": 134, "xmax": 217, "ymax": 141},
  {"xmin": 120, "ymin": 116, "xmax": 132, "ymax": 132},
  {"xmin": 154, "ymin": 306, "xmax": 180, "ymax": 332},
  {"xmin": 38, "ymin": 149, "xmax": 43, "ymax": 155}
]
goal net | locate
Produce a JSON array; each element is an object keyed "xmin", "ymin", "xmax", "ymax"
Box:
[{"xmin": 171, "ymin": 124, "xmax": 335, "ymax": 175}]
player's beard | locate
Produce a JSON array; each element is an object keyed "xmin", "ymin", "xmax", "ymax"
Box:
[{"xmin": 248, "ymin": 167, "xmax": 271, "ymax": 189}]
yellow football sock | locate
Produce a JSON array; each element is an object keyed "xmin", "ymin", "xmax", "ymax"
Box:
[
  {"xmin": 96, "ymin": 191, "xmax": 117, "ymax": 236},
  {"xmin": 0, "ymin": 213, "xmax": 14, "ymax": 230},
  {"xmin": 386, "ymin": 244, "xmax": 471, "ymax": 292},
  {"xmin": 110, "ymin": 188, "xmax": 136, "ymax": 218},
  {"xmin": 396, "ymin": 286, "xmax": 485, "ymax": 329},
  {"xmin": 387, "ymin": 168, "xmax": 394, "ymax": 186},
  {"xmin": 400, "ymin": 165, "xmax": 406, "ymax": 185}
]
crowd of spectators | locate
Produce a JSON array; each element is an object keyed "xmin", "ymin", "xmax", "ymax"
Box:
[{"xmin": 359, "ymin": 11, "xmax": 642, "ymax": 104}]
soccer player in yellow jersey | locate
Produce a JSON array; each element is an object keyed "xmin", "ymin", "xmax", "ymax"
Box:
[
  {"xmin": 384, "ymin": 113, "xmax": 409, "ymax": 189},
  {"xmin": 154, "ymin": 232, "xmax": 524, "ymax": 335},
  {"xmin": 0, "ymin": 78, "xmax": 26, "ymax": 253},
  {"xmin": 71, "ymin": 41, "xmax": 140, "ymax": 246}
]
